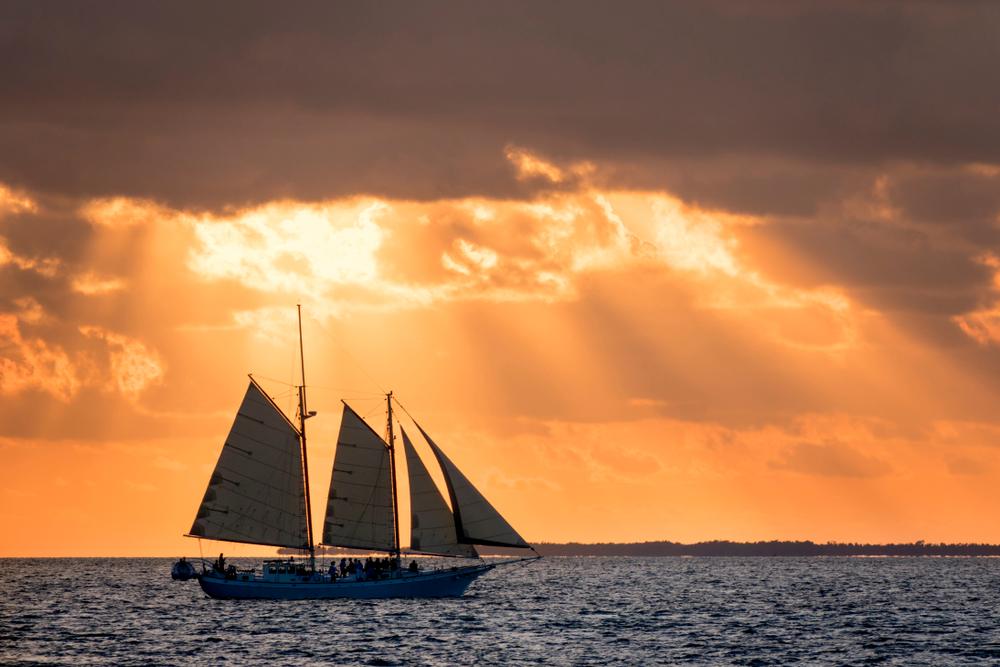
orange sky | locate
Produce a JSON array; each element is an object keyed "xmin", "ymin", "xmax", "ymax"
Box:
[
  {"xmin": 3, "ymin": 148, "xmax": 1000, "ymax": 556},
  {"xmin": 4, "ymin": 3, "xmax": 1000, "ymax": 556}
]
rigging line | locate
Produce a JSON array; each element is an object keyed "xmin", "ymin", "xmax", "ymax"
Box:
[
  {"xmin": 389, "ymin": 395, "xmax": 420, "ymax": 428},
  {"xmin": 250, "ymin": 374, "xmax": 299, "ymax": 388},
  {"xmin": 337, "ymin": 396, "xmax": 395, "ymax": 404},
  {"xmin": 361, "ymin": 404, "xmax": 384, "ymax": 423},
  {"xmin": 303, "ymin": 384, "xmax": 385, "ymax": 396},
  {"xmin": 328, "ymin": 334, "xmax": 389, "ymax": 396}
]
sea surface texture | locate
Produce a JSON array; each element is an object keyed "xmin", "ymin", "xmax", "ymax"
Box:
[{"xmin": 2, "ymin": 557, "xmax": 999, "ymax": 665}]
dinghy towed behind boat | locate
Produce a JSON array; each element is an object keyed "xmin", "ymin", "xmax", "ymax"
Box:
[{"xmin": 174, "ymin": 306, "xmax": 538, "ymax": 599}]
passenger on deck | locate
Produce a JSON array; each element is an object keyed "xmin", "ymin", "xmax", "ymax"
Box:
[
  {"xmin": 328, "ymin": 562, "xmax": 337, "ymax": 581},
  {"xmin": 409, "ymin": 560, "xmax": 419, "ymax": 573}
]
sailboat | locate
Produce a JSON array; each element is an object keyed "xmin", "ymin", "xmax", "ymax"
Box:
[{"xmin": 179, "ymin": 306, "xmax": 538, "ymax": 599}]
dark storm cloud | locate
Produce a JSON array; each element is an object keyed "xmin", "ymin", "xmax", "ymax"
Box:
[
  {"xmin": 746, "ymin": 217, "xmax": 992, "ymax": 297},
  {"xmin": 1, "ymin": 1, "xmax": 998, "ymax": 207},
  {"xmin": 889, "ymin": 170, "xmax": 1000, "ymax": 229},
  {"xmin": 0, "ymin": 195, "xmax": 92, "ymax": 263},
  {"xmin": 735, "ymin": 208, "xmax": 1000, "ymax": 334},
  {"xmin": 595, "ymin": 157, "xmax": 876, "ymax": 218}
]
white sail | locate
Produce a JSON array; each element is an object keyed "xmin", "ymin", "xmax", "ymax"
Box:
[
  {"xmin": 401, "ymin": 428, "xmax": 478, "ymax": 557},
  {"xmin": 189, "ymin": 381, "xmax": 309, "ymax": 549},
  {"xmin": 322, "ymin": 403, "xmax": 396, "ymax": 552},
  {"xmin": 417, "ymin": 424, "xmax": 530, "ymax": 548}
]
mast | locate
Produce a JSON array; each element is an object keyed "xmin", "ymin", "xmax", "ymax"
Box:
[
  {"xmin": 297, "ymin": 304, "xmax": 316, "ymax": 570},
  {"xmin": 386, "ymin": 391, "xmax": 401, "ymax": 557}
]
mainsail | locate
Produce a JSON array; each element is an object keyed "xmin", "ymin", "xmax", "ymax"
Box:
[
  {"xmin": 189, "ymin": 380, "xmax": 309, "ymax": 549},
  {"xmin": 322, "ymin": 403, "xmax": 397, "ymax": 551},
  {"xmin": 401, "ymin": 428, "xmax": 478, "ymax": 557},
  {"xmin": 416, "ymin": 424, "xmax": 530, "ymax": 548}
]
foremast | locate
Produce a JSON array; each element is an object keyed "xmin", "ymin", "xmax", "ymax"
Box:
[
  {"xmin": 297, "ymin": 304, "xmax": 317, "ymax": 571},
  {"xmin": 386, "ymin": 391, "xmax": 402, "ymax": 558}
]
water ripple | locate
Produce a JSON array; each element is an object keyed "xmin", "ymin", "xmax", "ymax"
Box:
[{"xmin": 2, "ymin": 557, "xmax": 1000, "ymax": 665}]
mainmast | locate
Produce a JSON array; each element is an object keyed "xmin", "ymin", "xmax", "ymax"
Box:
[
  {"xmin": 386, "ymin": 391, "xmax": 401, "ymax": 557},
  {"xmin": 297, "ymin": 304, "xmax": 316, "ymax": 570}
]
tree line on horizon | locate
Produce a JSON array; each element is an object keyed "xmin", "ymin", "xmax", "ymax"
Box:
[
  {"xmin": 510, "ymin": 540, "xmax": 1000, "ymax": 557},
  {"xmin": 281, "ymin": 540, "xmax": 1000, "ymax": 557}
]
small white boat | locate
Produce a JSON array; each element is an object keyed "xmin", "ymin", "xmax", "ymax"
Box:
[{"xmin": 178, "ymin": 306, "xmax": 537, "ymax": 599}]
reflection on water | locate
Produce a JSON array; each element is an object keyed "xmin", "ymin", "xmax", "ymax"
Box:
[{"xmin": 2, "ymin": 557, "xmax": 1000, "ymax": 665}]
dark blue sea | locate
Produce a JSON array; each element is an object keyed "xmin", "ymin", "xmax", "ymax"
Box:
[{"xmin": 2, "ymin": 557, "xmax": 1000, "ymax": 665}]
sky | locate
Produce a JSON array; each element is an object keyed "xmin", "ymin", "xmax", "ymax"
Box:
[{"xmin": 3, "ymin": 1, "xmax": 1000, "ymax": 556}]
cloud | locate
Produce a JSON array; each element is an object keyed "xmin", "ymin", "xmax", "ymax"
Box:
[
  {"xmin": 79, "ymin": 326, "xmax": 166, "ymax": 399},
  {"xmin": 1, "ymin": 126, "xmax": 994, "ymax": 443},
  {"xmin": 3, "ymin": 3, "xmax": 1000, "ymax": 207},
  {"xmin": 0, "ymin": 184, "xmax": 36, "ymax": 215},
  {"xmin": 946, "ymin": 457, "xmax": 989, "ymax": 476},
  {"xmin": 769, "ymin": 442, "xmax": 892, "ymax": 479},
  {"xmin": 71, "ymin": 272, "xmax": 127, "ymax": 295},
  {"xmin": 188, "ymin": 199, "xmax": 388, "ymax": 298},
  {"xmin": 80, "ymin": 197, "xmax": 182, "ymax": 230},
  {"xmin": 65, "ymin": 147, "xmax": 846, "ymax": 367},
  {"xmin": 0, "ymin": 300, "xmax": 79, "ymax": 401},
  {"xmin": 506, "ymin": 145, "xmax": 566, "ymax": 184},
  {"xmin": 0, "ymin": 236, "xmax": 60, "ymax": 277},
  {"xmin": 0, "ymin": 292, "xmax": 164, "ymax": 404}
]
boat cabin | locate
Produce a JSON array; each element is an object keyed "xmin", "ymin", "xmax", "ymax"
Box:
[{"xmin": 261, "ymin": 559, "xmax": 313, "ymax": 582}]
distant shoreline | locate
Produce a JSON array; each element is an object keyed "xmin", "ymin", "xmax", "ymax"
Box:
[
  {"xmin": 7, "ymin": 541, "xmax": 1000, "ymax": 558},
  {"xmin": 278, "ymin": 540, "xmax": 1000, "ymax": 557}
]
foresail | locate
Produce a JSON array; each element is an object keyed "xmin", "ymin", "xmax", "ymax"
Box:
[
  {"xmin": 322, "ymin": 404, "xmax": 396, "ymax": 552},
  {"xmin": 189, "ymin": 381, "xmax": 308, "ymax": 549},
  {"xmin": 401, "ymin": 428, "xmax": 478, "ymax": 557},
  {"xmin": 417, "ymin": 424, "xmax": 530, "ymax": 549}
]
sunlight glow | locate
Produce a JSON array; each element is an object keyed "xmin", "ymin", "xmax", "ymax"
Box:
[
  {"xmin": 71, "ymin": 272, "xmax": 127, "ymax": 295},
  {"xmin": 505, "ymin": 145, "xmax": 565, "ymax": 183},
  {"xmin": 189, "ymin": 200, "xmax": 387, "ymax": 298},
  {"xmin": 0, "ymin": 184, "xmax": 37, "ymax": 215}
]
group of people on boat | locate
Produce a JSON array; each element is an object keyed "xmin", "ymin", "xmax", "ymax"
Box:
[
  {"xmin": 212, "ymin": 553, "xmax": 240, "ymax": 579},
  {"xmin": 327, "ymin": 556, "xmax": 420, "ymax": 582}
]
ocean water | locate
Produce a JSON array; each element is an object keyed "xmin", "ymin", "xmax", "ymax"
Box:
[{"xmin": 2, "ymin": 557, "xmax": 1000, "ymax": 665}]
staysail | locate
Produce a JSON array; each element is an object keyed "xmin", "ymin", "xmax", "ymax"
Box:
[
  {"xmin": 189, "ymin": 380, "xmax": 309, "ymax": 549},
  {"xmin": 401, "ymin": 428, "xmax": 478, "ymax": 557},
  {"xmin": 416, "ymin": 423, "xmax": 530, "ymax": 548},
  {"xmin": 322, "ymin": 403, "xmax": 397, "ymax": 551}
]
